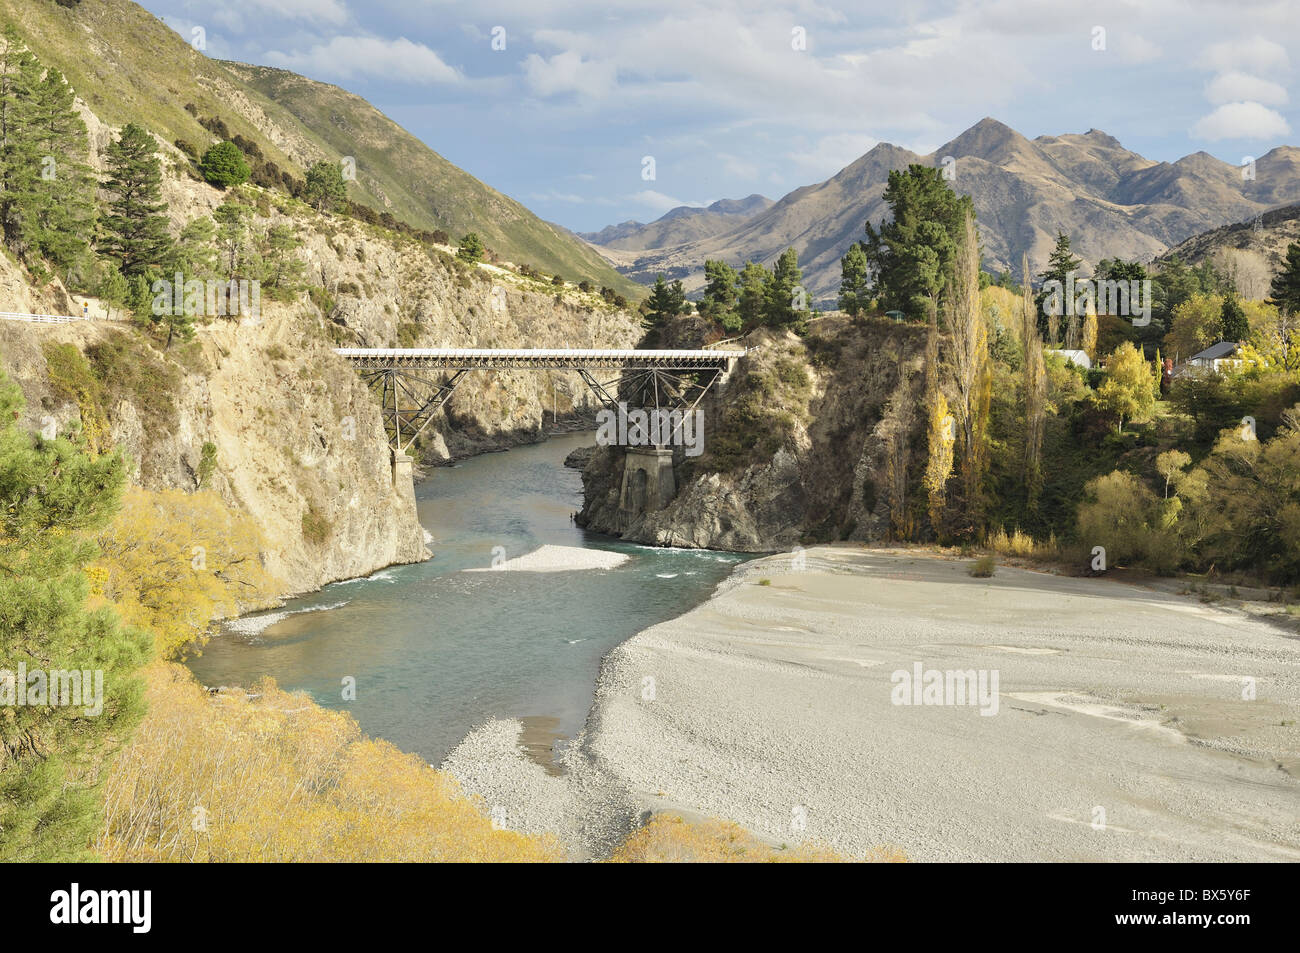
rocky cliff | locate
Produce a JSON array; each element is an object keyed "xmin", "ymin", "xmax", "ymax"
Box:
[
  {"xmin": 0, "ymin": 163, "xmax": 639, "ymax": 598},
  {"xmin": 576, "ymin": 319, "xmax": 928, "ymax": 551}
]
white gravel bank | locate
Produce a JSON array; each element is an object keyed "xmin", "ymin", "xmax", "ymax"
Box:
[
  {"xmin": 445, "ymin": 546, "xmax": 1300, "ymax": 861},
  {"xmin": 462, "ymin": 543, "xmax": 629, "ymax": 573}
]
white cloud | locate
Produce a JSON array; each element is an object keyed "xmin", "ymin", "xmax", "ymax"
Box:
[
  {"xmin": 1191, "ymin": 101, "xmax": 1291, "ymax": 140},
  {"xmin": 265, "ymin": 36, "xmax": 461, "ymax": 83},
  {"xmin": 1205, "ymin": 36, "xmax": 1290, "ymax": 74},
  {"xmin": 529, "ymin": 190, "xmax": 588, "ymax": 203},
  {"xmin": 628, "ymin": 190, "xmax": 702, "ymax": 214},
  {"xmin": 717, "ymin": 153, "xmax": 761, "ymax": 181},
  {"xmin": 522, "ymin": 51, "xmax": 617, "ymax": 99},
  {"xmin": 208, "ymin": 0, "xmax": 350, "ymax": 33},
  {"xmin": 785, "ymin": 133, "xmax": 879, "ymax": 178},
  {"xmin": 1111, "ymin": 32, "xmax": 1162, "ymax": 64},
  {"xmin": 1204, "ymin": 71, "xmax": 1288, "ymax": 106}
]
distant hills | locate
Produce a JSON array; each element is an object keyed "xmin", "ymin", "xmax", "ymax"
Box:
[
  {"xmin": 580, "ymin": 118, "xmax": 1300, "ymax": 304},
  {"xmin": 577, "ymin": 195, "xmax": 774, "ymax": 250},
  {"xmin": 3, "ymin": 0, "xmax": 641, "ymax": 297}
]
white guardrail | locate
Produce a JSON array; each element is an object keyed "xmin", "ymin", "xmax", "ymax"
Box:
[{"xmin": 0, "ymin": 310, "xmax": 94, "ymax": 324}]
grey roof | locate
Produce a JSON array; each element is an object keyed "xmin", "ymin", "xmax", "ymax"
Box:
[{"xmin": 1187, "ymin": 341, "xmax": 1240, "ymax": 362}]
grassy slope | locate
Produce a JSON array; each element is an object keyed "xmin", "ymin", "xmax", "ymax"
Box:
[
  {"xmin": 4, "ymin": 0, "xmax": 640, "ymax": 297},
  {"xmin": 224, "ymin": 63, "xmax": 640, "ymax": 297}
]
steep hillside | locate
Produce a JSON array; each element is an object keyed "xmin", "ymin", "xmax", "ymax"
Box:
[
  {"xmin": 585, "ymin": 118, "xmax": 1300, "ymax": 304},
  {"xmin": 1157, "ymin": 203, "xmax": 1300, "ymax": 299},
  {"xmin": 1, "ymin": 0, "xmax": 640, "ymax": 296}
]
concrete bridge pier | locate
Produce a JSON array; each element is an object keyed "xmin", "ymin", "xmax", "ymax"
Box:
[
  {"xmin": 391, "ymin": 447, "xmax": 414, "ymax": 489},
  {"xmin": 618, "ymin": 446, "xmax": 676, "ymax": 522}
]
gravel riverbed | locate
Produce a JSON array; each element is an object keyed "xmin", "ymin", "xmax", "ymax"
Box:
[{"xmin": 443, "ymin": 545, "xmax": 1300, "ymax": 861}]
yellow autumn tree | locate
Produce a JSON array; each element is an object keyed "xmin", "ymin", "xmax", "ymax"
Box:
[
  {"xmin": 924, "ymin": 389, "xmax": 955, "ymax": 535},
  {"xmin": 1095, "ymin": 341, "xmax": 1156, "ymax": 432},
  {"xmin": 947, "ymin": 211, "xmax": 990, "ymax": 518},
  {"xmin": 93, "ymin": 488, "xmax": 280, "ymax": 659},
  {"xmin": 1081, "ymin": 304, "xmax": 1098, "ymax": 359},
  {"xmin": 922, "ymin": 296, "xmax": 954, "ymax": 535}
]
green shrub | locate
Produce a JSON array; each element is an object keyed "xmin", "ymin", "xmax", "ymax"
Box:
[
  {"xmin": 397, "ymin": 323, "xmax": 421, "ymax": 348},
  {"xmin": 456, "ymin": 233, "xmax": 484, "ymax": 264},
  {"xmin": 308, "ymin": 286, "xmax": 336, "ymax": 316},
  {"xmin": 197, "ymin": 441, "xmax": 217, "ymax": 486},
  {"xmin": 301, "ymin": 503, "xmax": 332, "ymax": 546},
  {"xmin": 969, "ymin": 555, "xmax": 996, "ymax": 577},
  {"xmin": 199, "ymin": 141, "xmax": 251, "ymax": 188}
]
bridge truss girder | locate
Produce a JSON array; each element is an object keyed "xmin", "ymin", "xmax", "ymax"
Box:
[
  {"xmin": 362, "ymin": 367, "xmax": 469, "ymax": 454},
  {"xmin": 575, "ymin": 366, "xmax": 723, "ymax": 446},
  {"xmin": 348, "ymin": 353, "xmax": 742, "ymax": 453}
]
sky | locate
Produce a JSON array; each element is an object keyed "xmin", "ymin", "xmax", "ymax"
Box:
[{"xmin": 137, "ymin": 0, "xmax": 1299, "ymax": 232}]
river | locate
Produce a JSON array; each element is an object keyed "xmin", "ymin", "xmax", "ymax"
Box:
[{"xmin": 186, "ymin": 432, "xmax": 749, "ymax": 765}]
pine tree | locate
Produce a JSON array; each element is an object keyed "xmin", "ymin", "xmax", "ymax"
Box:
[
  {"xmin": 699, "ymin": 259, "xmax": 739, "ymax": 328},
  {"xmin": 736, "ymin": 260, "xmax": 768, "ymax": 332},
  {"xmin": 261, "ymin": 222, "xmax": 304, "ymax": 296},
  {"xmin": 212, "ymin": 200, "xmax": 249, "ymax": 275},
  {"xmin": 175, "ymin": 214, "xmax": 219, "ymax": 279},
  {"xmin": 0, "ymin": 30, "xmax": 93, "ymax": 279},
  {"xmin": 763, "ymin": 246, "xmax": 806, "ymax": 332},
  {"xmin": 199, "ymin": 141, "xmax": 250, "ymax": 188},
  {"xmin": 1269, "ymin": 242, "xmax": 1300, "ymax": 316},
  {"xmin": 863, "ymin": 164, "xmax": 974, "ymax": 317},
  {"xmin": 1037, "ymin": 232, "xmax": 1081, "ymax": 346},
  {"xmin": 0, "ymin": 369, "xmax": 151, "ymax": 861},
  {"xmin": 28, "ymin": 66, "xmax": 95, "ymax": 276},
  {"xmin": 0, "ymin": 26, "xmax": 43, "ymax": 261},
  {"xmin": 642, "ymin": 273, "xmax": 685, "ymax": 343},
  {"xmin": 304, "ymin": 159, "xmax": 347, "ymax": 213},
  {"xmin": 837, "ymin": 242, "xmax": 870, "ymax": 317},
  {"xmin": 1221, "ymin": 294, "xmax": 1250, "ymax": 342},
  {"xmin": 99, "ymin": 123, "xmax": 171, "ymax": 276}
]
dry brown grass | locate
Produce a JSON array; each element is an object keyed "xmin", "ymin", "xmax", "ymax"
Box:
[
  {"xmin": 987, "ymin": 526, "xmax": 1060, "ymax": 560},
  {"xmin": 97, "ymin": 663, "xmax": 563, "ymax": 862}
]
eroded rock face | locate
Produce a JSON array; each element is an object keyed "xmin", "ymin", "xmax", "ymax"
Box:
[
  {"xmin": 577, "ymin": 322, "xmax": 928, "ymax": 552},
  {"xmin": 0, "ymin": 210, "xmax": 639, "ymax": 597}
]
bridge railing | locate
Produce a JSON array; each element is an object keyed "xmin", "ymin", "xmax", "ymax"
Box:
[{"xmin": 334, "ymin": 347, "xmax": 748, "ymax": 370}]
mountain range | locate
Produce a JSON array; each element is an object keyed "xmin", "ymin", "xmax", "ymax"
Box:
[
  {"xmin": 577, "ymin": 194, "xmax": 774, "ymax": 250},
  {"xmin": 579, "ymin": 118, "xmax": 1300, "ymax": 304}
]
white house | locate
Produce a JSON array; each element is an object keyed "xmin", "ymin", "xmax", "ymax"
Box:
[
  {"xmin": 1056, "ymin": 349, "xmax": 1092, "ymax": 370},
  {"xmin": 1178, "ymin": 341, "xmax": 1242, "ymax": 376}
]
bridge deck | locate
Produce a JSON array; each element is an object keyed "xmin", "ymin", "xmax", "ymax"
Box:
[{"xmin": 335, "ymin": 347, "xmax": 747, "ymax": 369}]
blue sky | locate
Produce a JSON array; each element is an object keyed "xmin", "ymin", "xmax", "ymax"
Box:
[{"xmin": 138, "ymin": 0, "xmax": 1298, "ymax": 232}]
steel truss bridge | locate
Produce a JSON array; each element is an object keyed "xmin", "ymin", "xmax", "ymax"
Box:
[{"xmin": 335, "ymin": 347, "xmax": 749, "ymax": 453}]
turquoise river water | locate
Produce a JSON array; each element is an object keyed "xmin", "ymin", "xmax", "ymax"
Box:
[{"xmin": 186, "ymin": 432, "xmax": 749, "ymax": 763}]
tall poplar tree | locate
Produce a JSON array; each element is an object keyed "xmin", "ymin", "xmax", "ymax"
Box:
[{"xmin": 1021, "ymin": 254, "xmax": 1046, "ymax": 508}]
